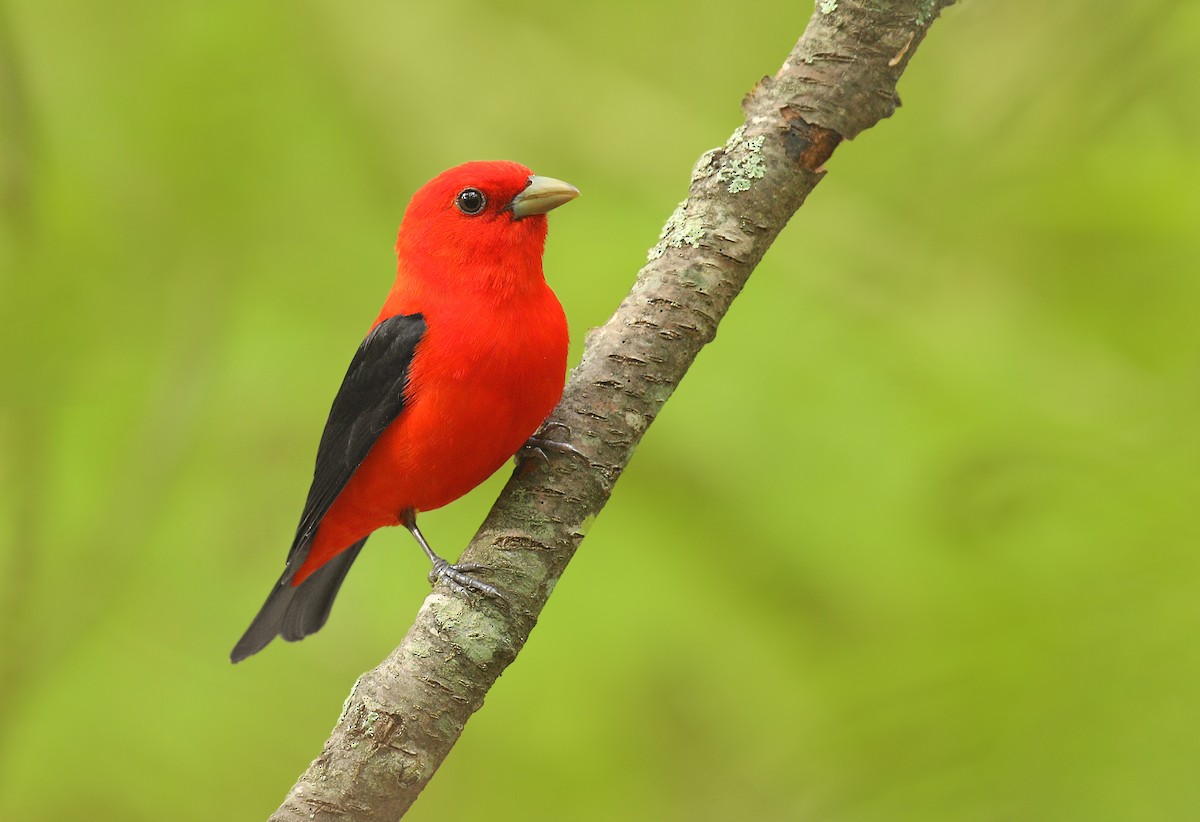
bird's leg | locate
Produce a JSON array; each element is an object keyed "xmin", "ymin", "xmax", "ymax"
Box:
[
  {"xmin": 515, "ymin": 421, "xmax": 584, "ymax": 472},
  {"xmin": 399, "ymin": 509, "xmax": 500, "ymax": 598}
]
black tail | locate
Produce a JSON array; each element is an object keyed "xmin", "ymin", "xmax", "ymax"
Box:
[{"xmin": 230, "ymin": 538, "xmax": 367, "ymax": 663}]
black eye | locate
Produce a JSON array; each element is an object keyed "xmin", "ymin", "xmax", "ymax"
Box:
[{"xmin": 455, "ymin": 188, "xmax": 486, "ymax": 215}]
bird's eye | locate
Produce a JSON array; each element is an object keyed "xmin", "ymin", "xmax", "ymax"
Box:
[{"xmin": 455, "ymin": 188, "xmax": 486, "ymax": 215}]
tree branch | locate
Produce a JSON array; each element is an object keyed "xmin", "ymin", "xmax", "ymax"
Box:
[{"xmin": 269, "ymin": 2, "xmax": 955, "ymax": 818}]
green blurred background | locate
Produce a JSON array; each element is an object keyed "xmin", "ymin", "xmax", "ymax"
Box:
[{"xmin": 2, "ymin": 0, "xmax": 1198, "ymax": 819}]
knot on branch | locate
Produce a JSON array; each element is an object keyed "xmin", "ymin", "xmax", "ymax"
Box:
[{"xmin": 780, "ymin": 108, "xmax": 843, "ymax": 173}]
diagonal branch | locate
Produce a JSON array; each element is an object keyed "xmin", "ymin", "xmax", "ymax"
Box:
[{"xmin": 269, "ymin": 2, "xmax": 956, "ymax": 819}]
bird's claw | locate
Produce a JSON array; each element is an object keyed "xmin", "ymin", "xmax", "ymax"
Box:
[
  {"xmin": 515, "ymin": 422, "xmax": 584, "ymax": 470},
  {"xmin": 428, "ymin": 559, "xmax": 501, "ymax": 598},
  {"xmin": 536, "ymin": 420, "xmax": 571, "ymax": 437}
]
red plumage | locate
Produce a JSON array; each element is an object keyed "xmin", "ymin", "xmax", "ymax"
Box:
[{"xmin": 232, "ymin": 161, "xmax": 577, "ymax": 661}]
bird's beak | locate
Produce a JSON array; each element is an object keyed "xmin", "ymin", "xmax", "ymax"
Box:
[{"xmin": 509, "ymin": 175, "xmax": 580, "ymax": 219}]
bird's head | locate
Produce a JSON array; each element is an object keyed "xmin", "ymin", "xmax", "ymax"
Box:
[{"xmin": 394, "ymin": 161, "xmax": 579, "ymax": 295}]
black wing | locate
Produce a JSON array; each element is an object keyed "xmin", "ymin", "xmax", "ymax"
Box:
[
  {"xmin": 288, "ymin": 312, "xmax": 427, "ymax": 563},
  {"xmin": 230, "ymin": 312, "xmax": 426, "ymax": 662}
]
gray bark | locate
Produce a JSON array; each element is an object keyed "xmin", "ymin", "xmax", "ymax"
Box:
[{"xmin": 269, "ymin": 1, "xmax": 957, "ymax": 818}]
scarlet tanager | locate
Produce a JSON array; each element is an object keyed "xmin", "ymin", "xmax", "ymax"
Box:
[{"xmin": 231, "ymin": 161, "xmax": 578, "ymax": 662}]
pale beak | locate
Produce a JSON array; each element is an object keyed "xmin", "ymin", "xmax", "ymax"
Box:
[{"xmin": 509, "ymin": 175, "xmax": 580, "ymax": 219}]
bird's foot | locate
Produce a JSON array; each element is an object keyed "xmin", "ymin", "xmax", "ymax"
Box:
[
  {"xmin": 515, "ymin": 422, "xmax": 584, "ymax": 472},
  {"xmin": 428, "ymin": 558, "xmax": 501, "ymax": 598}
]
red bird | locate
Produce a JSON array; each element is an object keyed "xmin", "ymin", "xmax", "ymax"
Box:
[{"xmin": 232, "ymin": 161, "xmax": 578, "ymax": 662}]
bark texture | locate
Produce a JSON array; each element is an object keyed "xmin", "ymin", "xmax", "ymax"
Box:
[{"xmin": 269, "ymin": 1, "xmax": 955, "ymax": 818}]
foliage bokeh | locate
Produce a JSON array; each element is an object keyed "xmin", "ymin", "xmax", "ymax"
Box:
[{"xmin": 2, "ymin": 0, "xmax": 1198, "ymax": 819}]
